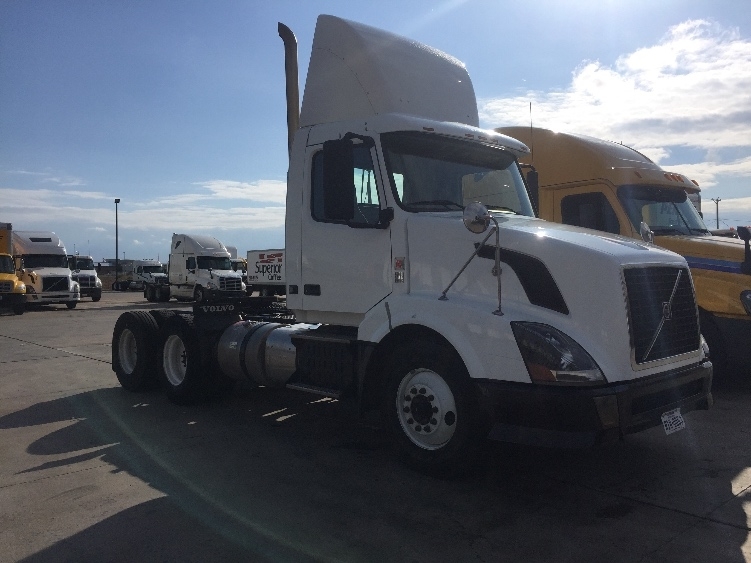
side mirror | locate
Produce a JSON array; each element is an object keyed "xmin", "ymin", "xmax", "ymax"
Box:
[
  {"xmin": 738, "ymin": 226, "xmax": 750, "ymax": 243},
  {"xmin": 322, "ymin": 138, "xmax": 355, "ymax": 222},
  {"xmin": 640, "ymin": 221, "xmax": 654, "ymax": 245},
  {"xmin": 464, "ymin": 202, "xmax": 491, "ymax": 234},
  {"xmin": 738, "ymin": 226, "xmax": 751, "ymax": 275},
  {"xmin": 378, "ymin": 207, "xmax": 394, "ymax": 229}
]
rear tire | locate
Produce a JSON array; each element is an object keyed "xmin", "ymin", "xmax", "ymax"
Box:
[
  {"xmin": 158, "ymin": 314, "xmax": 208, "ymax": 404},
  {"xmin": 112, "ymin": 311, "xmax": 160, "ymax": 391},
  {"xmin": 382, "ymin": 340, "xmax": 486, "ymax": 478}
]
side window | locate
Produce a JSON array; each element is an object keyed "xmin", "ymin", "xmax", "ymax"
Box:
[
  {"xmin": 561, "ymin": 192, "xmax": 621, "ymax": 235},
  {"xmin": 187, "ymin": 257, "xmax": 196, "ymax": 270},
  {"xmin": 312, "ymin": 145, "xmax": 381, "ymax": 226}
]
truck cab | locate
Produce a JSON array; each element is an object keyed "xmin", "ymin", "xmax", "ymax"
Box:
[
  {"xmin": 68, "ymin": 255, "xmax": 102, "ymax": 302},
  {"xmin": 497, "ymin": 127, "xmax": 751, "ymax": 375},
  {"xmin": 0, "ymin": 252, "xmax": 26, "ymax": 315},
  {"xmin": 168, "ymin": 234, "xmax": 245, "ymax": 303},
  {"xmin": 13, "ymin": 231, "xmax": 80, "ymax": 309}
]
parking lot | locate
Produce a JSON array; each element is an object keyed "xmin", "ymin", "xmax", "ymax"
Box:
[{"xmin": 1, "ymin": 292, "xmax": 750, "ymax": 562}]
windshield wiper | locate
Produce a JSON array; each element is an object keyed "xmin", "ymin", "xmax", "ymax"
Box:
[
  {"xmin": 486, "ymin": 206, "xmax": 517, "ymax": 214},
  {"xmin": 404, "ymin": 200, "xmax": 464, "ymax": 211},
  {"xmin": 650, "ymin": 227, "xmax": 685, "ymax": 235}
]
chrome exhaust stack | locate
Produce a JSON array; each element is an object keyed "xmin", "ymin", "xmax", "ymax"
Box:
[{"xmin": 278, "ymin": 22, "xmax": 300, "ymax": 158}]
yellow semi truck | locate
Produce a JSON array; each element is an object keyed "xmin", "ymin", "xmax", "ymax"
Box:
[
  {"xmin": 497, "ymin": 127, "xmax": 751, "ymax": 376},
  {"xmin": 0, "ymin": 222, "xmax": 27, "ymax": 315}
]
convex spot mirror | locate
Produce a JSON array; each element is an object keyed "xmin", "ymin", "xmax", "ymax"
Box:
[{"xmin": 464, "ymin": 202, "xmax": 491, "ymax": 234}]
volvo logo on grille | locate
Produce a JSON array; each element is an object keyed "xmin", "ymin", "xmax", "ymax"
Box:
[
  {"xmin": 643, "ymin": 270, "xmax": 682, "ymax": 362},
  {"xmin": 662, "ymin": 302, "xmax": 673, "ymax": 321},
  {"xmin": 200, "ymin": 304, "xmax": 235, "ymax": 313}
]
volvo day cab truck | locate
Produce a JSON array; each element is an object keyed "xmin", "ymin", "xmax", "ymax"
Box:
[
  {"xmin": 498, "ymin": 127, "xmax": 751, "ymax": 376},
  {"xmin": 67, "ymin": 255, "xmax": 103, "ymax": 302},
  {"xmin": 13, "ymin": 231, "xmax": 80, "ymax": 309},
  {"xmin": 0, "ymin": 223, "xmax": 26, "ymax": 314},
  {"xmin": 112, "ymin": 16, "xmax": 712, "ymax": 477},
  {"xmin": 165, "ymin": 234, "xmax": 245, "ymax": 303}
]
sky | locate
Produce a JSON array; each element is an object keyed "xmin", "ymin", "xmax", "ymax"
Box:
[{"xmin": 2, "ymin": 0, "xmax": 751, "ymax": 263}]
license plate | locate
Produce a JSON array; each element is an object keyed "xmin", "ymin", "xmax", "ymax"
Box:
[{"xmin": 661, "ymin": 408, "xmax": 685, "ymax": 435}]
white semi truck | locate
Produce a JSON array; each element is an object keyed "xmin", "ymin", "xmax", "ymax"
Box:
[
  {"xmin": 111, "ymin": 15, "xmax": 712, "ymax": 476},
  {"xmin": 158, "ymin": 234, "xmax": 245, "ymax": 303},
  {"xmin": 13, "ymin": 231, "xmax": 80, "ymax": 309},
  {"xmin": 67, "ymin": 255, "xmax": 103, "ymax": 302}
]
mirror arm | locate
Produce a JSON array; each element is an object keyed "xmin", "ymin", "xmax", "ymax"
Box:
[{"xmin": 439, "ymin": 225, "xmax": 497, "ymax": 301}]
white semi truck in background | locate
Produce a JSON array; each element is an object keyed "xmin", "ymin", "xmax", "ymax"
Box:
[
  {"xmin": 13, "ymin": 231, "xmax": 80, "ymax": 309},
  {"xmin": 111, "ymin": 15, "xmax": 712, "ymax": 477},
  {"xmin": 142, "ymin": 234, "xmax": 246, "ymax": 303},
  {"xmin": 67, "ymin": 255, "xmax": 103, "ymax": 302}
]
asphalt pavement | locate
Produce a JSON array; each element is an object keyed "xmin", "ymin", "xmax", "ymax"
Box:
[{"xmin": 1, "ymin": 292, "xmax": 749, "ymax": 562}]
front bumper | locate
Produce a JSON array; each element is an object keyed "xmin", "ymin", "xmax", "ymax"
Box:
[
  {"xmin": 0, "ymin": 293, "xmax": 26, "ymax": 308},
  {"xmin": 476, "ymin": 361, "xmax": 713, "ymax": 448},
  {"xmin": 25, "ymin": 291, "xmax": 80, "ymax": 305}
]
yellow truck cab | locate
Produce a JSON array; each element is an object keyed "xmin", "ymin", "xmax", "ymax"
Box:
[
  {"xmin": 497, "ymin": 127, "xmax": 751, "ymax": 376},
  {"xmin": 0, "ymin": 223, "xmax": 26, "ymax": 315}
]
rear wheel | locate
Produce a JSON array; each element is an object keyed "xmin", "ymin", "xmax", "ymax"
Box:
[
  {"xmin": 158, "ymin": 314, "xmax": 208, "ymax": 404},
  {"xmin": 382, "ymin": 340, "xmax": 485, "ymax": 478},
  {"xmin": 112, "ymin": 311, "xmax": 160, "ymax": 391}
]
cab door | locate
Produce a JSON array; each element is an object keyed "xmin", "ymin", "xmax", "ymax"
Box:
[{"xmin": 299, "ymin": 135, "xmax": 392, "ymax": 322}]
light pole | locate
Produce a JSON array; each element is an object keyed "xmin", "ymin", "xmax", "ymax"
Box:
[
  {"xmin": 711, "ymin": 197, "xmax": 721, "ymax": 229},
  {"xmin": 115, "ymin": 198, "xmax": 120, "ymax": 289}
]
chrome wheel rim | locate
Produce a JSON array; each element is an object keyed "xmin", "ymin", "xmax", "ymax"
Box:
[
  {"xmin": 118, "ymin": 328, "xmax": 137, "ymax": 374},
  {"xmin": 396, "ymin": 368, "xmax": 456, "ymax": 450},
  {"xmin": 163, "ymin": 334, "xmax": 188, "ymax": 387}
]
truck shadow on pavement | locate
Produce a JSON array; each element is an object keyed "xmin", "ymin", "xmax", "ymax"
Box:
[{"xmin": 1, "ymin": 381, "xmax": 749, "ymax": 562}]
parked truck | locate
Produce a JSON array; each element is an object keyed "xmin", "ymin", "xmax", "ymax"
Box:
[
  {"xmin": 67, "ymin": 254, "xmax": 103, "ymax": 302},
  {"xmin": 497, "ymin": 127, "xmax": 751, "ymax": 377},
  {"xmin": 246, "ymin": 249, "xmax": 285, "ymax": 296},
  {"xmin": 12, "ymin": 231, "xmax": 80, "ymax": 309},
  {"xmin": 113, "ymin": 258, "xmax": 169, "ymax": 295},
  {"xmin": 144, "ymin": 234, "xmax": 245, "ymax": 303},
  {"xmin": 112, "ymin": 15, "xmax": 712, "ymax": 476},
  {"xmin": 0, "ymin": 223, "xmax": 26, "ymax": 315}
]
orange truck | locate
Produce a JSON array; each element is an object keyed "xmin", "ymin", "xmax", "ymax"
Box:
[{"xmin": 497, "ymin": 127, "xmax": 751, "ymax": 376}]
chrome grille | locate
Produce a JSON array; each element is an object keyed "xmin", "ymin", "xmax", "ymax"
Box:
[
  {"xmin": 42, "ymin": 276, "xmax": 68, "ymax": 292},
  {"xmin": 73, "ymin": 275, "xmax": 96, "ymax": 288},
  {"xmin": 624, "ymin": 266, "xmax": 699, "ymax": 364},
  {"xmin": 219, "ymin": 277, "xmax": 243, "ymax": 291}
]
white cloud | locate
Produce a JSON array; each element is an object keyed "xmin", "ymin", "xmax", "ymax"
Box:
[
  {"xmin": 195, "ymin": 179, "xmax": 287, "ymax": 204},
  {"xmin": 480, "ymin": 19, "xmax": 751, "ymax": 192}
]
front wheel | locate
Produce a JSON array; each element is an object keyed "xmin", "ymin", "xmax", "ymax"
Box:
[
  {"xmin": 193, "ymin": 286, "xmax": 205, "ymax": 304},
  {"xmin": 382, "ymin": 341, "xmax": 485, "ymax": 478},
  {"xmin": 66, "ymin": 301, "xmax": 77, "ymax": 309},
  {"xmin": 12, "ymin": 302, "xmax": 25, "ymax": 315},
  {"xmin": 91, "ymin": 290, "xmax": 102, "ymax": 302}
]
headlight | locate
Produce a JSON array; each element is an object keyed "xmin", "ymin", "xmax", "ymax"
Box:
[
  {"xmin": 241, "ymin": 282, "xmax": 246, "ymax": 291},
  {"xmin": 511, "ymin": 322, "xmax": 606, "ymax": 384},
  {"xmin": 741, "ymin": 290, "xmax": 751, "ymax": 316},
  {"xmin": 17, "ymin": 283, "xmax": 26, "ymax": 293},
  {"xmin": 207, "ymin": 281, "xmax": 218, "ymax": 290},
  {"xmin": 96, "ymin": 279, "xmax": 102, "ymax": 288},
  {"xmin": 72, "ymin": 281, "xmax": 80, "ymax": 292}
]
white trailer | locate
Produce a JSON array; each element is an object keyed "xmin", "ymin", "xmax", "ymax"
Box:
[
  {"xmin": 13, "ymin": 231, "xmax": 80, "ymax": 309},
  {"xmin": 112, "ymin": 15, "xmax": 712, "ymax": 477},
  {"xmin": 246, "ymin": 249, "xmax": 285, "ymax": 296}
]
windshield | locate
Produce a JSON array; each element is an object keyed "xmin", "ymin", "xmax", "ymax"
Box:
[
  {"xmin": 618, "ymin": 185, "xmax": 710, "ymax": 236},
  {"xmin": 70, "ymin": 257, "xmax": 95, "ymax": 270},
  {"xmin": 142, "ymin": 265, "xmax": 163, "ymax": 273},
  {"xmin": 22, "ymin": 254, "xmax": 69, "ymax": 269},
  {"xmin": 381, "ymin": 132, "xmax": 535, "ymax": 216},
  {"xmin": 0, "ymin": 255, "xmax": 13, "ymax": 274},
  {"xmin": 197, "ymin": 256, "xmax": 232, "ymax": 270}
]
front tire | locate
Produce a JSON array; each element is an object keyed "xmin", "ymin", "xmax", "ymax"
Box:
[
  {"xmin": 382, "ymin": 340, "xmax": 485, "ymax": 478},
  {"xmin": 12, "ymin": 302, "xmax": 25, "ymax": 315},
  {"xmin": 193, "ymin": 286, "xmax": 205, "ymax": 304},
  {"xmin": 158, "ymin": 314, "xmax": 208, "ymax": 404},
  {"xmin": 112, "ymin": 311, "xmax": 160, "ymax": 391},
  {"xmin": 92, "ymin": 290, "xmax": 102, "ymax": 302},
  {"xmin": 66, "ymin": 301, "xmax": 77, "ymax": 309}
]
